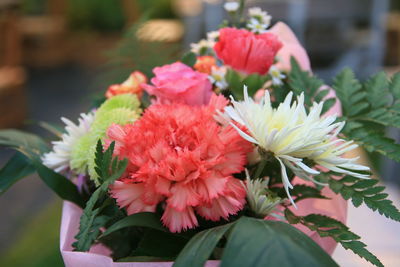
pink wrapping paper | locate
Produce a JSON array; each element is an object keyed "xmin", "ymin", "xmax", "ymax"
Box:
[
  {"xmin": 60, "ymin": 201, "xmax": 218, "ymax": 267},
  {"xmin": 60, "ymin": 22, "xmax": 347, "ymax": 266}
]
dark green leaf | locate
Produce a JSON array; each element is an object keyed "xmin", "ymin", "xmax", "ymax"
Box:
[
  {"xmin": 101, "ymin": 212, "xmax": 167, "ymax": 238},
  {"xmin": 32, "ymin": 160, "xmax": 84, "ymax": 208},
  {"xmin": 174, "ymin": 223, "xmax": 232, "ymax": 267},
  {"xmin": 181, "ymin": 52, "xmax": 197, "ymax": 67},
  {"xmin": 220, "ymin": 217, "xmax": 338, "ymax": 267},
  {"xmin": 0, "ymin": 152, "xmax": 35, "ymax": 195},
  {"xmin": 322, "ymin": 98, "xmax": 336, "ymax": 114},
  {"xmin": 243, "ymin": 74, "xmax": 268, "ymax": 97},
  {"xmin": 0, "ymin": 129, "xmax": 49, "ymax": 159},
  {"xmin": 134, "ymin": 230, "xmax": 188, "ymax": 257},
  {"xmin": 225, "ymin": 69, "xmax": 245, "ymax": 99}
]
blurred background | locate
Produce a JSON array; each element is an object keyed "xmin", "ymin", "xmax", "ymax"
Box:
[{"xmin": 0, "ymin": 0, "xmax": 399, "ymax": 266}]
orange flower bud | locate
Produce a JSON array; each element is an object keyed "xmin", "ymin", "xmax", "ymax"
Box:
[
  {"xmin": 105, "ymin": 71, "xmax": 147, "ymax": 99},
  {"xmin": 193, "ymin": 56, "xmax": 217, "ymax": 75}
]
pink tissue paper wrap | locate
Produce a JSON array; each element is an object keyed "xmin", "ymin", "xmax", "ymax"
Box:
[{"xmin": 60, "ymin": 22, "xmax": 347, "ymax": 266}]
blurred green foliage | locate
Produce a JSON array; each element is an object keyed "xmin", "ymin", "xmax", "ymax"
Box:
[
  {"xmin": 95, "ymin": 17, "xmax": 181, "ymax": 89},
  {"xmin": 0, "ymin": 201, "xmax": 63, "ymax": 267},
  {"xmin": 21, "ymin": 0, "xmax": 46, "ymax": 15},
  {"xmin": 21, "ymin": 0, "xmax": 177, "ymax": 32},
  {"xmin": 68, "ymin": 0, "xmax": 126, "ymax": 32}
]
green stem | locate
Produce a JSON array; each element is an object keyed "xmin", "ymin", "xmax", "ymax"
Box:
[
  {"xmin": 237, "ymin": 0, "xmax": 246, "ymax": 24},
  {"xmin": 254, "ymin": 159, "xmax": 267, "ymax": 179}
]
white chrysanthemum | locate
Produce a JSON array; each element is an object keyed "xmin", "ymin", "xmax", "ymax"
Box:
[
  {"xmin": 42, "ymin": 112, "xmax": 95, "ymax": 173},
  {"xmin": 248, "ymin": 7, "xmax": 272, "ymax": 26},
  {"xmin": 209, "ymin": 66, "xmax": 228, "ymax": 90},
  {"xmin": 244, "ymin": 170, "xmax": 283, "ymax": 218},
  {"xmin": 190, "ymin": 39, "xmax": 214, "ymax": 55},
  {"xmin": 269, "ymin": 66, "xmax": 286, "ymax": 85},
  {"xmin": 225, "ymin": 87, "xmax": 370, "ymax": 204},
  {"xmin": 224, "ymin": 2, "xmax": 240, "ymax": 12},
  {"xmin": 247, "ymin": 18, "xmax": 268, "ymax": 34}
]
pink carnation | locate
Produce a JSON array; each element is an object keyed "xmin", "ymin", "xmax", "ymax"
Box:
[
  {"xmin": 142, "ymin": 62, "xmax": 213, "ymax": 106},
  {"xmin": 107, "ymin": 95, "xmax": 253, "ymax": 232},
  {"xmin": 214, "ymin": 27, "xmax": 282, "ymax": 75}
]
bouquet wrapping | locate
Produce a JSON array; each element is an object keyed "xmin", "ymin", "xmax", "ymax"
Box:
[
  {"xmin": 2, "ymin": 4, "xmax": 400, "ymax": 267},
  {"xmin": 59, "ymin": 22, "xmax": 346, "ymax": 266}
]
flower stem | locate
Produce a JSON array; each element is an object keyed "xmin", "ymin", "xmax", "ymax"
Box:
[{"xmin": 254, "ymin": 158, "xmax": 267, "ymax": 179}]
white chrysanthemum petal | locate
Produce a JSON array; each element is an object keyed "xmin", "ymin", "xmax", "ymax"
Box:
[
  {"xmin": 229, "ymin": 122, "xmax": 259, "ymax": 144},
  {"xmin": 42, "ymin": 112, "xmax": 95, "ymax": 172},
  {"xmin": 225, "ymin": 86, "xmax": 371, "ymax": 205}
]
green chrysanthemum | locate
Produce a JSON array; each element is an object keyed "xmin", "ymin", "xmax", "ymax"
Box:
[{"xmin": 70, "ymin": 94, "xmax": 141, "ymax": 183}]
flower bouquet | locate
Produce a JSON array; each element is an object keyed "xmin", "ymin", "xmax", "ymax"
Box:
[{"xmin": 1, "ymin": 3, "xmax": 400, "ymax": 267}]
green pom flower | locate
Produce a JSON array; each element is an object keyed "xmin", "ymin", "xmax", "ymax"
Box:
[{"xmin": 70, "ymin": 94, "xmax": 141, "ymax": 183}]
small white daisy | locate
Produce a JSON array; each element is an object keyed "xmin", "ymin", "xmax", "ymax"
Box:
[
  {"xmin": 247, "ymin": 18, "xmax": 268, "ymax": 34},
  {"xmin": 42, "ymin": 112, "xmax": 95, "ymax": 173},
  {"xmin": 269, "ymin": 66, "xmax": 286, "ymax": 86},
  {"xmin": 207, "ymin": 30, "xmax": 220, "ymax": 43},
  {"xmin": 225, "ymin": 86, "xmax": 370, "ymax": 205},
  {"xmin": 209, "ymin": 66, "xmax": 228, "ymax": 90},
  {"xmin": 190, "ymin": 39, "xmax": 214, "ymax": 55},
  {"xmin": 248, "ymin": 7, "xmax": 272, "ymax": 26},
  {"xmin": 224, "ymin": 2, "xmax": 240, "ymax": 12}
]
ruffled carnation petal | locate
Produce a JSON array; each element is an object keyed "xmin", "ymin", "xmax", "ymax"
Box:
[
  {"xmin": 110, "ymin": 181, "xmax": 156, "ymax": 214},
  {"xmin": 162, "ymin": 206, "xmax": 199, "ymax": 233},
  {"xmin": 107, "ymin": 99, "xmax": 252, "ymax": 232}
]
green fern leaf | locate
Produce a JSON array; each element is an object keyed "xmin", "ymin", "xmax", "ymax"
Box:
[
  {"xmin": 288, "ymin": 58, "xmax": 335, "ymax": 114},
  {"xmin": 73, "ymin": 140, "xmax": 128, "ymax": 251},
  {"xmin": 329, "ymin": 176, "xmax": 400, "ymax": 222},
  {"xmin": 285, "ymin": 210, "xmax": 383, "ymax": 267}
]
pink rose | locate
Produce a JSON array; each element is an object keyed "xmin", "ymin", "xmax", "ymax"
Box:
[
  {"xmin": 214, "ymin": 27, "xmax": 282, "ymax": 75},
  {"xmin": 142, "ymin": 62, "xmax": 213, "ymax": 106}
]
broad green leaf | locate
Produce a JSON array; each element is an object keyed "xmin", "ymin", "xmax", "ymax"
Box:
[
  {"xmin": 220, "ymin": 217, "xmax": 338, "ymax": 267},
  {"xmin": 101, "ymin": 212, "xmax": 168, "ymax": 238},
  {"xmin": 0, "ymin": 152, "xmax": 35, "ymax": 195},
  {"xmin": 173, "ymin": 223, "xmax": 232, "ymax": 267},
  {"xmin": 0, "ymin": 129, "xmax": 49, "ymax": 159},
  {"xmin": 225, "ymin": 69, "xmax": 245, "ymax": 99},
  {"xmin": 134, "ymin": 230, "xmax": 188, "ymax": 257},
  {"xmin": 181, "ymin": 52, "xmax": 197, "ymax": 67},
  {"xmin": 242, "ymin": 74, "xmax": 268, "ymax": 97},
  {"xmin": 32, "ymin": 160, "xmax": 85, "ymax": 208}
]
